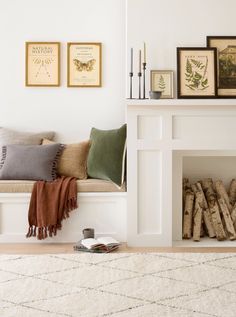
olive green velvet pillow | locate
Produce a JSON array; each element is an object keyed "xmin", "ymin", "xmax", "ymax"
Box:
[{"xmin": 87, "ymin": 124, "xmax": 126, "ymax": 186}]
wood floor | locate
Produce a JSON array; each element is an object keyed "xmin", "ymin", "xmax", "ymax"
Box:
[{"xmin": 0, "ymin": 243, "xmax": 236, "ymax": 254}]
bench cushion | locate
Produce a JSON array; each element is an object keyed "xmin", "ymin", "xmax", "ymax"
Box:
[{"xmin": 0, "ymin": 179, "xmax": 126, "ymax": 193}]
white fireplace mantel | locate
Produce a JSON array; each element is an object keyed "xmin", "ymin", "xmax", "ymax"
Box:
[
  {"xmin": 127, "ymin": 99, "xmax": 236, "ymax": 247},
  {"xmin": 127, "ymin": 99, "xmax": 236, "ymax": 107}
]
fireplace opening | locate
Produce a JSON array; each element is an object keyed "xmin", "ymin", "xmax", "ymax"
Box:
[{"xmin": 173, "ymin": 151, "xmax": 236, "ymax": 246}]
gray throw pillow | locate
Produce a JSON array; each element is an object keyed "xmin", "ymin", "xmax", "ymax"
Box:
[
  {"xmin": 0, "ymin": 144, "xmax": 63, "ymax": 181},
  {"xmin": 0, "ymin": 127, "xmax": 55, "ymax": 148}
]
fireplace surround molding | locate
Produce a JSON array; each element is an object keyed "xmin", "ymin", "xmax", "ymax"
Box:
[{"xmin": 127, "ymin": 99, "xmax": 236, "ymax": 247}]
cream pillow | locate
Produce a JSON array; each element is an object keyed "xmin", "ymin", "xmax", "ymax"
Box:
[
  {"xmin": 42, "ymin": 139, "xmax": 90, "ymax": 179},
  {"xmin": 0, "ymin": 127, "xmax": 55, "ymax": 148}
]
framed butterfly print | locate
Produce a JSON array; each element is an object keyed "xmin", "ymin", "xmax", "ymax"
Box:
[
  {"xmin": 67, "ymin": 42, "xmax": 102, "ymax": 87},
  {"xmin": 25, "ymin": 42, "xmax": 60, "ymax": 87}
]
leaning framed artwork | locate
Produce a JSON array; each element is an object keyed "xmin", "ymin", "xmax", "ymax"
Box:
[
  {"xmin": 150, "ymin": 70, "xmax": 174, "ymax": 98},
  {"xmin": 25, "ymin": 42, "xmax": 60, "ymax": 87},
  {"xmin": 207, "ymin": 36, "xmax": 236, "ymax": 98},
  {"xmin": 67, "ymin": 42, "xmax": 102, "ymax": 87},
  {"xmin": 177, "ymin": 47, "xmax": 217, "ymax": 98}
]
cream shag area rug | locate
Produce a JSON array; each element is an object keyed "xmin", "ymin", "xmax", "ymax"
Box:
[{"xmin": 0, "ymin": 253, "xmax": 236, "ymax": 317}]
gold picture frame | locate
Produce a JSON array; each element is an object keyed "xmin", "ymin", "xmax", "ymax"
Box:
[
  {"xmin": 67, "ymin": 42, "xmax": 102, "ymax": 87},
  {"xmin": 25, "ymin": 42, "xmax": 60, "ymax": 87},
  {"xmin": 150, "ymin": 70, "xmax": 174, "ymax": 98}
]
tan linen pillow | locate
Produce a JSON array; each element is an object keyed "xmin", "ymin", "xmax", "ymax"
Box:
[{"xmin": 42, "ymin": 139, "xmax": 90, "ymax": 179}]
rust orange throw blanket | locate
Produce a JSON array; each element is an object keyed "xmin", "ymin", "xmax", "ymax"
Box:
[{"xmin": 26, "ymin": 176, "xmax": 77, "ymax": 240}]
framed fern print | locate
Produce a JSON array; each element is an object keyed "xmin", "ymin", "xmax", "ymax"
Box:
[
  {"xmin": 207, "ymin": 36, "xmax": 236, "ymax": 98},
  {"xmin": 177, "ymin": 47, "xmax": 217, "ymax": 98},
  {"xmin": 25, "ymin": 42, "xmax": 60, "ymax": 87},
  {"xmin": 150, "ymin": 70, "xmax": 174, "ymax": 98},
  {"xmin": 67, "ymin": 42, "xmax": 102, "ymax": 87}
]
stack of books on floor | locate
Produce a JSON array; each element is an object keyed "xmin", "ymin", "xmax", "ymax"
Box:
[{"xmin": 74, "ymin": 236, "xmax": 120, "ymax": 253}]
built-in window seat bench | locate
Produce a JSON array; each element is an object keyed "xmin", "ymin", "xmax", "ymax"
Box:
[{"xmin": 0, "ymin": 179, "xmax": 127, "ymax": 243}]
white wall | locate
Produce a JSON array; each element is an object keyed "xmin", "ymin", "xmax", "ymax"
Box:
[
  {"xmin": 1, "ymin": 0, "xmax": 236, "ymax": 142},
  {"xmin": 127, "ymin": 0, "xmax": 236, "ymax": 97},
  {"xmin": 0, "ymin": 0, "xmax": 125, "ymax": 142}
]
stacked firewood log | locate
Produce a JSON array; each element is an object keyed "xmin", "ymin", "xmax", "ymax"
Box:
[{"xmin": 183, "ymin": 178, "xmax": 236, "ymax": 242}]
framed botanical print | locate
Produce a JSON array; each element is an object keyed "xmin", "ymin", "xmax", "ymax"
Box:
[
  {"xmin": 177, "ymin": 47, "xmax": 217, "ymax": 98},
  {"xmin": 150, "ymin": 70, "xmax": 174, "ymax": 98},
  {"xmin": 207, "ymin": 36, "xmax": 236, "ymax": 98},
  {"xmin": 25, "ymin": 42, "xmax": 60, "ymax": 86},
  {"xmin": 67, "ymin": 42, "xmax": 102, "ymax": 87}
]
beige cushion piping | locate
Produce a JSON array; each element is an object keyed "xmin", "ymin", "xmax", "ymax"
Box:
[{"xmin": 0, "ymin": 179, "xmax": 126, "ymax": 193}]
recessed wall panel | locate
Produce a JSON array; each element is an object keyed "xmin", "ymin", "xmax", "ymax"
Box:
[
  {"xmin": 173, "ymin": 115, "xmax": 236, "ymax": 140},
  {"xmin": 137, "ymin": 150, "xmax": 161, "ymax": 234},
  {"xmin": 0, "ymin": 203, "xmax": 28, "ymax": 234},
  {"xmin": 138, "ymin": 115, "xmax": 161, "ymax": 139}
]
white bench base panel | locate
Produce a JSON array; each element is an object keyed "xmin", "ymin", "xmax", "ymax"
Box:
[{"xmin": 0, "ymin": 193, "xmax": 127, "ymax": 243}]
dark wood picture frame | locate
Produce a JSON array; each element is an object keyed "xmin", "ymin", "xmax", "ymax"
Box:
[
  {"xmin": 207, "ymin": 36, "xmax": 236, "ymax": 98},
  {"xmin": 177, "ymin": 47, "xmax": 217, "ymax": 99}
]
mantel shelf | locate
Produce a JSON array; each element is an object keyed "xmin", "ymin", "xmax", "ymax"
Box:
[{"xmin": 127, "ymin": 98, "xmax": 236, "ymax": 107}]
